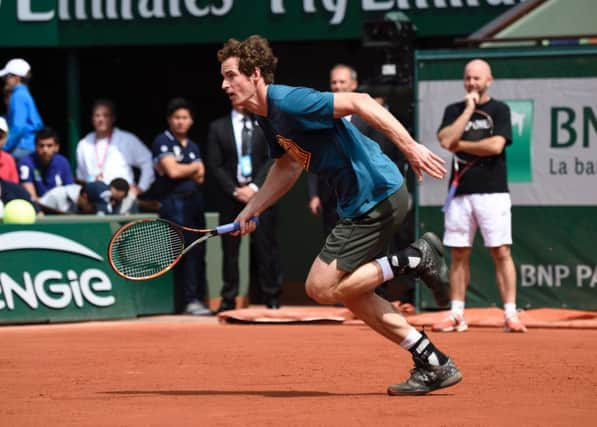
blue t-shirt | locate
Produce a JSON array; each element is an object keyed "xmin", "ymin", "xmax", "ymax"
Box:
[
  {"xmin": 151, "ymin": 130, "xmax": 202, "ymax": 198},
  {"xmin": 18, "ymin": 153, "xmax": 74, "ymax": 197},
  {"xmin": 259, "ymin": 84, "xmax": 402, "ymax": 219}
]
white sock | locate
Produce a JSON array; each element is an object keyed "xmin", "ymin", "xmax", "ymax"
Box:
[
  {"xmin": 400, "ymin": 327, "xmax": 422, "ymax": 350},
  {"xmin": 504, "ymin": 303, "xmax": 517, "ymax": 319},
  {"xmin": 450, "ymin": 300, "xmax": 465, "ymax": 317},
  {"xmin": 375, "ymin": 257, "xmax": 395, "ymax": 282}
]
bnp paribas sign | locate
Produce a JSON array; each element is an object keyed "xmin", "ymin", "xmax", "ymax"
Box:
[
  {"xmin": 0, "ymin": 223, "xmax": 142, "ymax": 324},
  {"xmin": 417, "ymin": 77, "xmax": 597, "ymax": 207},
  {"xmin": 0, "ymin": 0, "xmax": 524, "ymax": 46}
]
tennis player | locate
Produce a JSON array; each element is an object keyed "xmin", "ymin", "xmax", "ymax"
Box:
[
  {"xmin": 217, "ymin": 35, "xmax": 462, "ymax": 395},
  {"xmin": 434, "ymin": 59, "xmax": 526, "ymax": 333}
]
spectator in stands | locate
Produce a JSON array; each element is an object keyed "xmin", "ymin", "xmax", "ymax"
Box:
[
  {"xmin": 0, "ymin": 178, "xmax": 41, "ymax": 220},
  {"xmin": 0, "ymin": 117, "xmax": 19, "ymax": 183},
  {"xmin": 38, "ymin": 178, "xmax": 129, "ymax": 215},
  {"xmin": 76, "ymin": 99, "xmax": 155, "ymax": 214},
  {"xmin": 2, "ymin": 87, "xmax": 10, "ymax": 112},
  {"xmin": 18, "ymin": 127, "xmax": 74, "ymax": 202},
  {"xmin": 0, "ymin": 178, "xmax": 35, "ymax": 205},
  {"xmin": 0, "ymin": 59, "xmax": 44, "ymax": 161},
  {"xmin": 151, "ymin": 98, "xmax": 210, "ymax": 316}
]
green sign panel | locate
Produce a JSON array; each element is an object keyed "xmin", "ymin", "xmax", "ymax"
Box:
[
  {"xmin": 418, "ymin": 206, "xmax": 597, "ymax": 310},
  {"xmin": 415, "ymin": 47, "xmax": 597, "ymax": 310},
  {"xmin": 505, "ymin": 99, "xmax": 533, "ymax": 183},
  {"xmin": 0, "ymin": 0, "xmax": 521, "ymax": 47},
  {"xmin": 0, "ymin": 222, "xmax": 174, "ymax": 324}
]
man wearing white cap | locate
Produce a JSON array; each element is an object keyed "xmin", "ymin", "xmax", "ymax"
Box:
[{"xmin": 0, "ymin": 58, "xmax": 44, "ymax": 161}]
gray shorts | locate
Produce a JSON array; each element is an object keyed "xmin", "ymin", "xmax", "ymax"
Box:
[{"xmin": 319, "ymin": 184, "xmax": 409, "ymax": 273}]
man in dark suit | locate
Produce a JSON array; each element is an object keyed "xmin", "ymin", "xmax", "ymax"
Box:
[{"xmin": 206, "ymin": 106, "xmax": 283, "ymax": 312}]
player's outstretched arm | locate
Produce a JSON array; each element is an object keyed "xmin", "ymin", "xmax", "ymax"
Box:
[
  {"xmin": 333, "ymin": 91, "xmax": 446, "ymax": 182},
  {"xmin": 235, "ymin": 152, "xmax": 303, "ymax": 234}
]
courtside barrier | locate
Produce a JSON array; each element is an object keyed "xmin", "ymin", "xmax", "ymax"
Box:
[{"xmin": 0, "ymin": 213, "xmax": 249, "ymax": 324}]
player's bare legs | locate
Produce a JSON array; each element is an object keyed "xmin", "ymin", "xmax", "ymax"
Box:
[
  {"xmin": 306, "ymin": 256, "xmax": 462, "ymax": 395},
  {"xmin": 306, "ymin": 257, "xmax": 412, "ymax": 341}
]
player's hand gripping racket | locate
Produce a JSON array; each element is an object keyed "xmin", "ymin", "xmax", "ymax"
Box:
[
  {"xmin": 441, "ymin": 108, "xmax": 493, "ymax": 212},
  {"xmin": 108, "ymin": 217, "xmax": 259, "ymax": 281}
]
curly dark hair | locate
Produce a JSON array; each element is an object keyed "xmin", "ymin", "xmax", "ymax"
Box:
[{"xmin": 217, "ymin": 35, "xmax": 278, "ymax": 84}]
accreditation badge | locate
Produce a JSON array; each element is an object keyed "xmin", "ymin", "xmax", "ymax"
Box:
[{"xmin": 240, "ymin": 154, "xmax": 252, "ymax": 178}]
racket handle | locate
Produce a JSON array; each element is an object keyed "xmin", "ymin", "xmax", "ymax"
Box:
[
  {"xmin": 442, "ymin": 184, "xmax": 458, "ymax": 213},
  {"xmin": 216, "ymin": 216, "xmax": 260, "ymax": 235}
]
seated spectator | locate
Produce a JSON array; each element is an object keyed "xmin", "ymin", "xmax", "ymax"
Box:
[
  {"xmin": 38, "ymin": 178, "xmax": 129, "ymax": 215},
  {"xmin": 0, "ymin": 178, "xmax": 41, "ymax": 219},
  {"xmin": 0, "ymin": 117, "xmax": 18, "ymax": 183},
  {"xmin": 76, "ymin": 99, "xmax": 154, "ymax": 213},
  {"xmin": 18, "ymin": 127, "xmax": 74, "ymax": 202},
  {"xmin": 0, "ymin": 177, "xmax": 35, "ymax": 205},
  {"xmin": 0, "ymin": 58, "xmax": 44, "ymax": 161}
]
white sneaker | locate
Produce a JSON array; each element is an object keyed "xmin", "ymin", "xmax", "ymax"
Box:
[{"xmin": 184, "ymin": 301, "xmax": 212, "ymax": 316}]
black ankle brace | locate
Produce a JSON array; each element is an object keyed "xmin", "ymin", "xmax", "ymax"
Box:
[
  {"xmin": 408, "ymin": 332, "xmax": 449, "ymax": 367},
  {"xmin": 390, "ymin": 247, "xmax": 421, "ymax": 274}
]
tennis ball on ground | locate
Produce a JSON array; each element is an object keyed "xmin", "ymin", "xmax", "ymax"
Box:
[{"xmin": 2, "ymin": 199, "xmax": 37, "ymax": 224}]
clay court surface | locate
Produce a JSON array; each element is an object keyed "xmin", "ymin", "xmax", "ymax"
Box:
[{"xmin": 1, "ymin": 318, "xmax": 596, "ymax": 427}]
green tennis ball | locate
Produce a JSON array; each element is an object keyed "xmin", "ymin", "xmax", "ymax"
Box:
[{"xmin": 2, "ymin": 199, "xmax": 36, "ymax": 224}]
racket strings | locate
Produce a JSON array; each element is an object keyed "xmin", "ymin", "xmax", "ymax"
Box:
[{"xmin": 110, "ymin": 221, "xmax": 184, "ymax": 279}]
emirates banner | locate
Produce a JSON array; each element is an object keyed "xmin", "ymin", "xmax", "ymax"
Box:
[
  {"xmin": 415, "ymin": 49, "xmax": 597, "ymax": 310},
  {"xmin": 0, "ymin": 0, "xmax": 523, "ymax": 47}
]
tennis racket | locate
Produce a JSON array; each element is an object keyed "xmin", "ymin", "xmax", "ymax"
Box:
[
  {"xmin": 442, "ymin": 108, "xmax": 494, "ymax": 212},
  {"xmin": 108, "ymin": 216, "xmax": 259, "ymax": 281}
]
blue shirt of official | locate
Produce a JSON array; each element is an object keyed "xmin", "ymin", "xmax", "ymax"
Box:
[
  {"xmin": 18, "ymin": 152, "xmax": 74, "ymax": 197},
  {"xmin": 151, "ymin": 130, "xmax": 203, "ymax": 198}
]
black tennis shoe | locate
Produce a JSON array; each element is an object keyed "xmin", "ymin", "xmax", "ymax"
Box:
[
  {"xmin": 409, "ymin": 232, "xmax": 450, "ymax": 307},
  {"xmin": 387, "ymin": 357, "xmax": 462, "ymax": 396}
]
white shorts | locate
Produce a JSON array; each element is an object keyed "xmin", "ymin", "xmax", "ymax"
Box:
[{"xmin": 443, "ymin": 193, "xmax": 512, "ymax": 248}]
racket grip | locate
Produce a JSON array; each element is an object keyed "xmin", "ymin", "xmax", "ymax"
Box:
[
  {"xmin": 216, "ymin": 216, "xmax": 260, "ymax": 235},
  {"xmin": 441, "ymin": 184, "xmax": 458, "ymax": 213}
]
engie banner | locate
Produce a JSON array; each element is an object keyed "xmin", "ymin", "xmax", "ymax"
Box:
[
  {"xmin": 0, "ymin": 220, "xmax": 174, "ymax": 324},
  {"xmin": 415, "ymin": 48, "xmax": 597, "ymax": 310}
]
